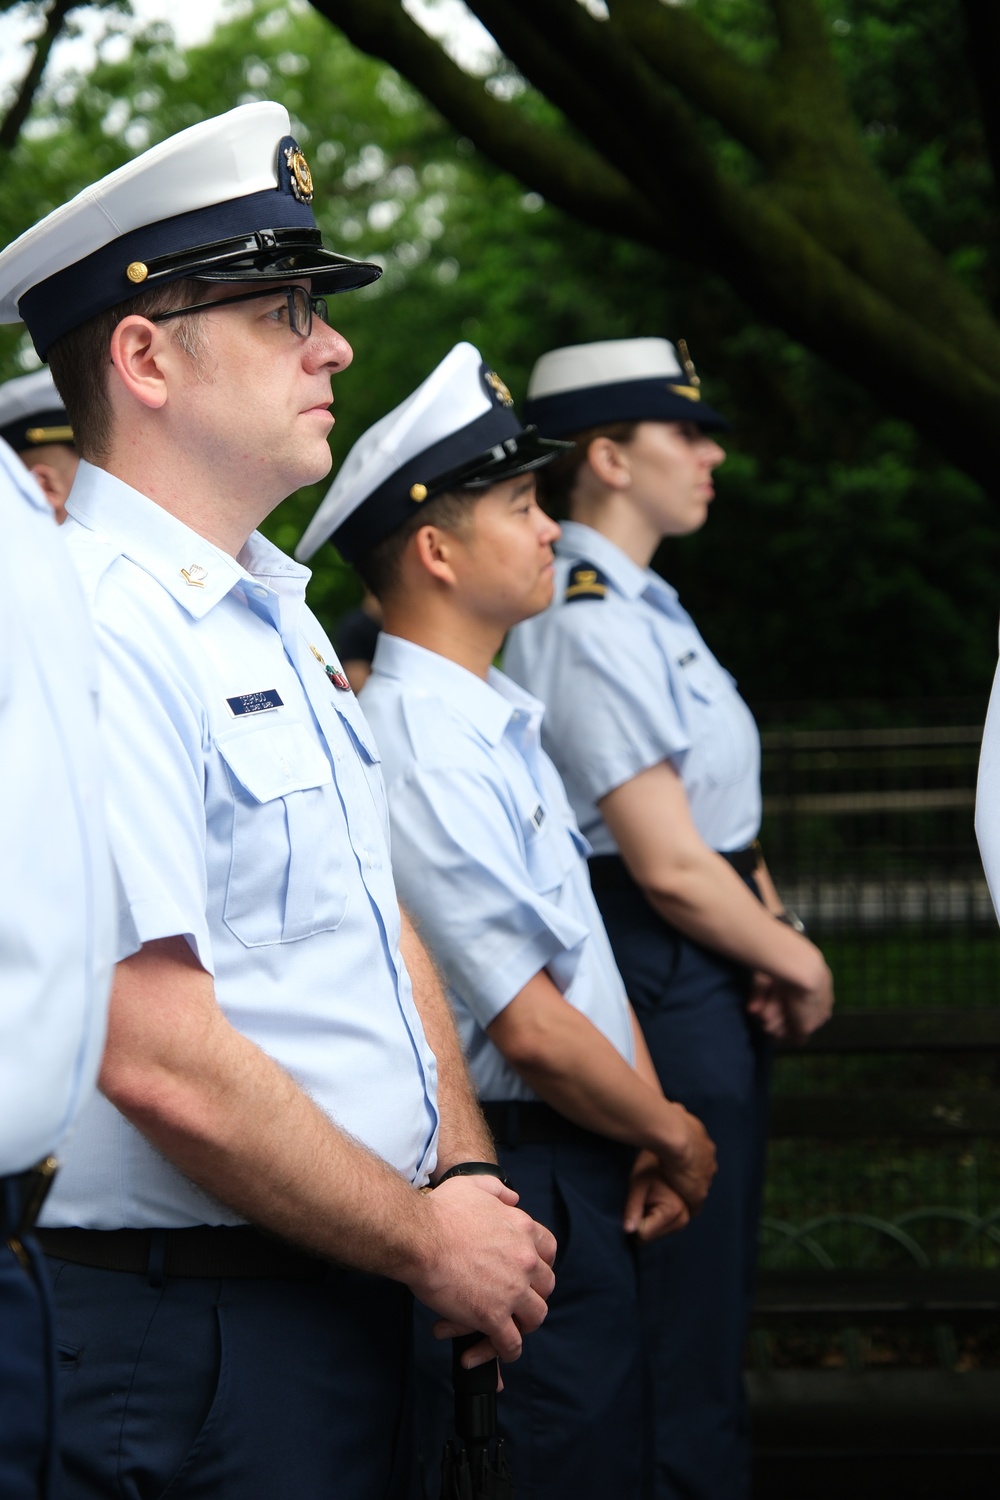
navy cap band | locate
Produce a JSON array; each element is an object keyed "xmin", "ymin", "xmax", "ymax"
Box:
[
  {"xmin": 0, "ymin": 407, "xmax": 73, "ymax": 450},
  {"xmin": 20, "ymin": 187, "xmax": 380, "ymax": 357},
  {"xmin": 523, "ymin": 375, "xmax": 729, "ymax": 437},
  {"xmin": 333, "ymin": 406, "xmax": 563, "ymax": 564}
]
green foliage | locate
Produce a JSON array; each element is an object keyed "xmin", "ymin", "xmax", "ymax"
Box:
[{"xmin": 1, "ymin": 0, "xmax": 997, "ymax": 706}]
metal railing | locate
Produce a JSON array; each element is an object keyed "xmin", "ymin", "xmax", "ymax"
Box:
[{"xmin": 752, "ymin": 704, "xmax": 1000, "ymax": 1370}]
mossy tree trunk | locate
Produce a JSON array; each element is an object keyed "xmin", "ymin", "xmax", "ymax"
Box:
[{"xmin": 312, "ymin": 0, "xmax": 1000, "ymax": 494}]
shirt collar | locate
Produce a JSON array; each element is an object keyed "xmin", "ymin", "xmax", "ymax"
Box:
[
  {"xmin": 371, "ymin": 633, "xmax": 545, "ymax": 748},
  {"xmin": 556, "ymin": 520, "xmax": 679, "ymax": 609},
  {"xmin": 65, "ymin": 460, "xmax": 310, "ymax": 618}
]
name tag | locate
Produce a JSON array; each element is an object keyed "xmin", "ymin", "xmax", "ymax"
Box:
[{"xmin": 225, "ymin": 689, "xmax": 284, "ymax": 717}]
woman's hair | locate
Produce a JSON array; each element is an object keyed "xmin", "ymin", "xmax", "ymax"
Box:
[
  {"xmin": 47, "ymin": 278, "xmax": 208, "ymax": 462},
  {"xmin": 534, "ymin": 422, "xmax": 638, "ymax": 517}
]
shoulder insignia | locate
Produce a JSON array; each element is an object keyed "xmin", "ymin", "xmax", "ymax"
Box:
[{"xmin": 564, "ymin": 561, "xmax": 609, "ymax": 604}]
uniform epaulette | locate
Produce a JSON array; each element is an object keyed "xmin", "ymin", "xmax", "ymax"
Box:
[{"xmin": 564, "ymin": 561, "xmax": 609, "ymax": 604}]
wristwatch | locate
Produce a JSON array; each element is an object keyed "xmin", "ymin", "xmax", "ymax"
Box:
[{"xmin": 434, "ymin": 1160, "xmax": 513, "ymax": 1190}]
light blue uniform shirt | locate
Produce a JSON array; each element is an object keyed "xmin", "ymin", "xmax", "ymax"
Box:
[
  {"xmin": 43, "ymin": 462, "xmax": 438, "ymax": 1228},
  {"xmin": 360, "ymin": 634, "xmax": 635, "ymax": 1102},
  {"xmin": 504, "ymin": 522, "xmax": 761, "ymax": 856},
  {"xmin": 976, "ymin": 646, "xmax": 1000, "ymax": 920},
  {"xmin": 0, "ymin": 442, "xmax": 115, "ymax": 1176}
]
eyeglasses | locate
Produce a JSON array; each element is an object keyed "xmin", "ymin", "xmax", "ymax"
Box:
[{"xmin": 151, "ymin": 285, "xmax": 329, "ymax": 339}]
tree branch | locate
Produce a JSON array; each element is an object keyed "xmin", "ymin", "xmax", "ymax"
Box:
[
  {"xmin": 611, "ymin": 0, "xmax": 776, "ymax": 164},
  {"xmin": 314, "ymin": 0, "xmax": 665, "ymax": 244},
  {"xmin": 0, "ymin": 0, "xmax": 76, "ymax": 153},
  {"xmin": 468, "ymin": 0, "xmax": 721, "ymax": 210}
]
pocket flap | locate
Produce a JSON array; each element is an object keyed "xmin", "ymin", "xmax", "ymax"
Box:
[
  {"xmin": 216, "ymin": 720, "xmax": 333, "ymax": 803},
  {"xmin": 682, "ymin": 663, "xmax": 723, "ymax": 704}
]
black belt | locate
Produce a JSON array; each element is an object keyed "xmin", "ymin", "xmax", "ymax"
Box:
[
  {"xmin": 588, "ymin": 842, "xmax": 761, "ymax": 893},
  {"xmin": 483, "ymin": 1100, "xmax": 618, "ymax": 1151},
  {"xmin": 2, "ymin": 1157, "xmax": 58, "ymax": 1239},
  {"xmin": 36, "ymin": 1225, "xmax": 330, "ymax": 1281}
]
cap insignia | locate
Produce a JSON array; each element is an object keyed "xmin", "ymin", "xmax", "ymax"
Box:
[
  {"xmin": 126, "ymin": 261, "xmax": 149, "ymax": 284},
  {"xmin": 676, "ymin": 338, "xmax": 701, "ymax": 389},
  {"xmin": 410, "ymin": 483, "xmax": 428, "ymax": 502},
  {"xmin": 181, "ymin": 564, "xmax": 207, "ymax": 588},
  {"xmin": 564, "ymin": 561, "xmax": 609, "ymax": 604},
  {"xmin": 284, "ymin": 145, "xmax": 314, "ymax": 205},
  {"xmin": 667, "ymin": 384, "xmax": 701, "ymax": 402},
  {"xmin": 485, "ymin": 370, "xmax": 514, "ymax": 407}
]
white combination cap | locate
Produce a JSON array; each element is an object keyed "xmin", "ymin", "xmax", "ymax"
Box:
[
  {"xmin": 0, "ymin": 101, "xmax": 380, "ymax": 358},
  {"xmin": 297, "ymin": 341, "xmax": 569, "ymax": 564},
  {"xmin": 524, "ymin": 336, "xmax": 728, "ymax": 436},
  {"xmin": 0, "ymin": 368, "xmax": 72, "ymax": 449}
]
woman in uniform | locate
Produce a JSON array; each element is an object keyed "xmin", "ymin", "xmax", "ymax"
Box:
[{"xmin": 503, "ymin": 336, "xmax": 834, "ymax": 1500}]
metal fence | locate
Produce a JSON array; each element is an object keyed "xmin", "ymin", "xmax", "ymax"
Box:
[{"xmin": 752, "ymin": 702, "xmax": 1000, "ymax": 1369}]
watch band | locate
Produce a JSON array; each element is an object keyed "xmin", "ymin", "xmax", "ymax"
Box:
[{"xmin": 434, "ymin": 1160, "xmax": 513, "ymax": 1190}]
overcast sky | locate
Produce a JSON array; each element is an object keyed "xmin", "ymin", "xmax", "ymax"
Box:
[{"xmin": 0, "ymin": 0, "xmax": 496, "ymax": 102}]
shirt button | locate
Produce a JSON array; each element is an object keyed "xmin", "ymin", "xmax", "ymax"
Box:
[
  {"xmin": 252, "ymin": 586, "xmax": 269, "ymax": 600},
  {"xmin": 280, "ymin": 757, "xmax": 291, "ymax": 776}
]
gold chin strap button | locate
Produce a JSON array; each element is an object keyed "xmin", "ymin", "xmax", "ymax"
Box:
[
  {"xmin": 410, "ymin": 483, "xmax": 428, "ymax": 502},
  {"xmin": 126, "ymin": 261, "xmax": 149, "ymax": 284}
]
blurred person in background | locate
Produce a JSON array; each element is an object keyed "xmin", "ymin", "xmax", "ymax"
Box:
[
  {"xmin": 334, "ymin": 588, "xmax": 383, "ymax": 692},
  {"xmin": 0, "ymin": 368, "xmax": 78, "ymax": 523}
]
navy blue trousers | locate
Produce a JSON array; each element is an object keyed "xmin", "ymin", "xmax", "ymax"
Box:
[
  {"xmin": 414, "ymin": 1135, "xmax": 646, "ymax": 1500},
  {"xmin": 46, "ymin": 1254, "xmax": 413, "ymax": 1500},
  {"xmin": 593, "ymin": 880, "xmax": 772, "ymax": 1500},
  {"xmin": 1, "ymin": 1216, "xmax": 58, "ymax": 1500}
]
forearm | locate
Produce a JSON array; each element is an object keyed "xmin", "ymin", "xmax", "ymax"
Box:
[
  {"xmin": 599, "ymin": 762, "xmax": 828, "ymax": 987},
  {"xmin": 399, "ymin": 910, "xmax": 495, "ymax": 1177},
  {"xmin": 102, "ymin": 953, "xmax": 437, "ymax": 1281},
  {"xmin": 638, "ymin": 848, "xmax": 819, "ymax": 982},
  {"xmin": 488, "ymin": 974, "xmax": 690, "ymax": 1160},
  {"xmin": 101, "ymin": 937, "xmax": 556, "ymax": 1362}
]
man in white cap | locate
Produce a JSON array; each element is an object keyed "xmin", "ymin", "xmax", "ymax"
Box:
[
  {"xmin": 0, "ymin": 369, "xmax": 78, "ymax": 523},
  {"xmin": 0, "ymin": 433, "xmax": 114, "ymax": 1500},
  {"xmin": 297, "ymin": 342, "xmax": 717, "ymax": 1500},
  {"xmin": 0, "ymin": 105, "xmax": 555, "ymax": 1499}
]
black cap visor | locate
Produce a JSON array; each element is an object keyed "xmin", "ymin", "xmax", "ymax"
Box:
[
  {"xmin": 146, "ymin": 226, "xmax": 381, "ymax": 295},
  {"xmin": 424, "ymin": 426, "xmax": 572, "ymax": 497},
  {"xmin": 333, "ymin": 421, "xmax": 571, "ymax": 565}
]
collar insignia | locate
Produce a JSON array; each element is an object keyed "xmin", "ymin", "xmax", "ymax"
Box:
[
  {"xmin": 564, "ymin": 561, "xmax": 608, "ymax": 604},
  {"xmin": 181, "ymin": 563, "xmax": 207, "ymax": 587}
]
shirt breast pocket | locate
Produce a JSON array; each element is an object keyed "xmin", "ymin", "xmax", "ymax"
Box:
[
  {"xmin": 215, "ymin": 720, "xmax": 347, "ymax": 947},
  {"xmin": 523, "ymin": 806, "xmax": 577, "ymax": 896},
  {"xmin": 682, "ymin": 664, "xmax": 743, "ymax": 789}
]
